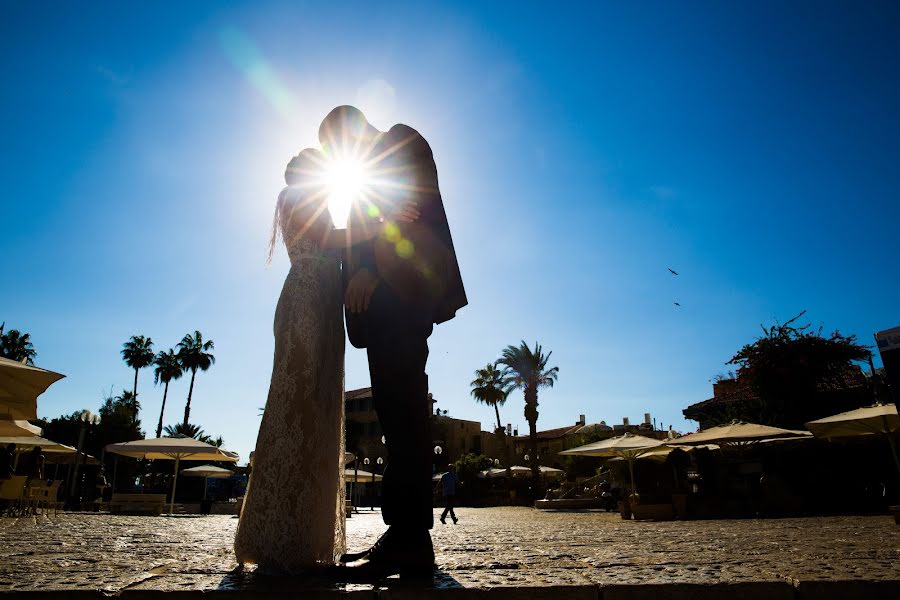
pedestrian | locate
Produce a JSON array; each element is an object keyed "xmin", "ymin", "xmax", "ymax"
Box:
[{"xmin": 439, "ymin": 465, "xmax": 461, "ymax": 524}]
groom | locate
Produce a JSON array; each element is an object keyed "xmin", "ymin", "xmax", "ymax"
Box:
[{"xmin": 319, "ymin": 106, "xmax": 467, "ymax": 579}]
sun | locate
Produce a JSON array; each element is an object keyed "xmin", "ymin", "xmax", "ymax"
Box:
[{"xmin": 322, "ymin": 155, "xmax": 372, "ymax": 228}]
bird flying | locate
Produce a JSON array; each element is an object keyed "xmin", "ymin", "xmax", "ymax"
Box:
[
  {"xmin": 668, "ymin": 268, "xmax": 679, "ymax": 276},
  {"xmin": 674, "ymin": 302, "xmax": 681, "ymax": 307}
]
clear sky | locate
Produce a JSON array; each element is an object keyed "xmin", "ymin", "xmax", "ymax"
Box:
[{"xmin": 3, "ymin": 1, "xmax": 899, "ymax": 463}]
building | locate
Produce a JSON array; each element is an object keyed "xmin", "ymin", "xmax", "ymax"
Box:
[
  {"xmin": 344, "ymin": 387, "xmax": 498, "ymax": 468},
  {"xmin": 344, "ymin": 387, "xmax": 385, "ymax": 464},
  {"xmin": 512, "ymin": 414, "xmax": 671, "ymax": 468},
  {"xmin": 683, "ymin": 367, "xmax": 871, "ymax": 430},
  {"xmin": 347, "ymin": 386, "xmax": 671, "ymax": 470}
]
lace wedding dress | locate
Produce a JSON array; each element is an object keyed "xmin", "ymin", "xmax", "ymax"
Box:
[{"xmin": 234, "ymin": 195, "xmax": 346, "ymax": 573}]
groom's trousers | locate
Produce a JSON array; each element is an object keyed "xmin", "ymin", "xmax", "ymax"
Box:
[{"xmin": 365, "ymin": 285, "xmax": 434, "ymax": 531}]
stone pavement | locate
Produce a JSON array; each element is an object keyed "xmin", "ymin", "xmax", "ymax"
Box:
[{"xmin": 1, "ymin": 508, "xmax": 898, "ymax": 598}]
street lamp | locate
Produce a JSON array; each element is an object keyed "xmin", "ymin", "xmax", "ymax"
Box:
[
  {"xmin": 69, "ymin": 410, "xmax": 101, "ymax": 504},
  {"xmin": 372, "ymin": 457, "xmax": 383, "ymax": 510},
  {"xmin": 363, "ymin": 457, "xmax": 370, "ymax": 511},
  {"xmin": 433, "ymin": 445, "xmax": 443, "ymax": 475}
]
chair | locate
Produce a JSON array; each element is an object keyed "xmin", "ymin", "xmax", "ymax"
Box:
[
  {"xmin": 0, "ymin": 476, "xmax": 28, "ymax": 516},
  {"xmin": 24, "ymin": 480, "xmax": 51, "ymax": 515},
  {"xmin": 39, "ymin": 481, "xmax": 62, "ymax": 515}
]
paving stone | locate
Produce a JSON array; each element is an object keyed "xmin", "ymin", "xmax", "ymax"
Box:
[{"xmin": 0, "ymin": 508, "xmax": 898, "ymax": 596}]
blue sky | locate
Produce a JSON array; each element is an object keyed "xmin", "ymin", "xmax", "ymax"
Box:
[{"xmin": 3, "ymin": 1, "xmax": 899, "ymax": 463}]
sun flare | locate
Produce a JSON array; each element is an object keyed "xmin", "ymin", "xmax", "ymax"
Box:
[{"xmin": 323, "ymin": 156, "xmax": 371, "ymax": 228}]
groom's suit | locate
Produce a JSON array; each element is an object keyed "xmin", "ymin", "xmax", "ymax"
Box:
[{"xmin": 344, "ymin": 124, "xmax": 467, "ymax": 531}]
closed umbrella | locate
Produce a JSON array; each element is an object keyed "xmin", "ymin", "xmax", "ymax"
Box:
[
  {"xmin": 0, "ymin": 357, "xmax": 64, "ymax": 420},
  {"xmin": 806, "ymin": 403, "xmax": 900, "ymax": 475},
  {"xmin": 181, "ymin": 464, "xmax": 234, "ymax": 500},
  {"xmin": 559, "ymin": 433, "xmax": 665, "ymax": 496},
  {"xmin": 106, "ymin": 437, "xmax": 239, "ymax": 514}
]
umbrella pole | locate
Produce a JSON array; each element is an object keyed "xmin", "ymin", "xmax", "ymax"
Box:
[
  {"xmin": 885, "ymin": 432, "xmax": 900, "ymax": 477},
  {"xmin": 170, "ymin": 457, "xmax": 180, "ymax": 515},
  {"xmin": 628, "ymin": 458, "xmax": 637, "ymax": 498},
  {"xmin": 203, "ymin": 476, "xmax": 208, "ymax": 500}
]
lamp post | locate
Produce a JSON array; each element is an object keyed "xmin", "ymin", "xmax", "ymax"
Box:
[
  {"xmin": 363, "ymin": 457, "xmax": 371, "ymax": 511},
  {"xmin": 372, "ymin": 457, "xmax": 382, "ymax": 510},
  {"xmin": 69, "ymin": 410, "xmax": 101, "ymax": 505}
]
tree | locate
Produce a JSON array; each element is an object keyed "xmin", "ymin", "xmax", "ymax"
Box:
[
  {"xmin": 164, "ymin": 422, "xmax": 205, "ymax": 439},
  {"xmin": 471, "ymin": 362, "xmax": 513, "ymax": 471},
  {"xmin": 470, "ymin": 362, "xmax": 512, "ymax": 431},
  {"xmin": 176, "ymin": 331, "xmax": 215, "ymax": 428},
  {"xmin": 498, "ymin": 341, "xmax": 559, "ymax": 486},
  {"xmin": 0, "ymin": 323, "xmax": 37, "ymax": 365},
  {"xmin": 114, "ymin": 389, "xmax": 141, "ymax": 427},
  {"xmin": 121, "ymin": 335, "xmax": 154, "ymax": 402},
  {"xmin": 153, "ymin": 349, "xmax": 184, "ymax": 439},
  {"xmin": 725, "ymin": 311, "xmax": 872, "ymax": 428},
  {"xmin": 163, "ymin": 422, "xmax": 224, "ymax": 447}
]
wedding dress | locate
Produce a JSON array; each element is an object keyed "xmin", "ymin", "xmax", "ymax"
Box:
[{"xmin": 234, "ymin": 189, "xmax": 346, "ymax": 573}]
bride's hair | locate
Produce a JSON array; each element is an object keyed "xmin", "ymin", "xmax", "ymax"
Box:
[{"xmin": 267, "ymin": 148, "xmax": 324, "ymax": 264}]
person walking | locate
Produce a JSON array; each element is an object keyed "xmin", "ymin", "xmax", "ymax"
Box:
[{"xmin": 439, "ymin": 465, "xmax": 461, "ymax": 525}]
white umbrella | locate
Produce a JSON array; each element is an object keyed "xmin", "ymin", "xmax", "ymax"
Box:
[
  {"xmin": 181, "ymin": 464, "xmax": 234, "ymax": 500},
  {"xmin": 343, "ymin": 468, "xmax": 383, "ymax": 483},
  {"xmin": 540, "ymin": 466, "xmax": 564, "ymax": 477},
  {"xmin": 670, "ymin": 421, "xmax": 811, "ymax": 446},
  {"xmin": 0, "ymin": 418, "xmax": 41, "ymax": 437},
  {"xmin": 106, "ymin": 437, "xmax": 239, "ymax": 514},
  {"xmin": 559, "ymin": 433, "xmax": 666, "ymax": 495},
  {"xmin": 0, "ymin": 435, "xmax": 78, "ymax": 454},
  {"xmin": 0, "ymin": 357, "xmax": 65, "ymax": 420},
  {"xmin": 806, "ymin": 403, "xmax": 900, "ymax": 475},
  {"xmin": 479, "ymin": 465, "xmax": 563, "ymax": 479}
]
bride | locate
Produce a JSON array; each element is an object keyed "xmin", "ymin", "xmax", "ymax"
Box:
[{"xmin": 234, "ymin": 138, "xmax": 417, "ymax": 573}]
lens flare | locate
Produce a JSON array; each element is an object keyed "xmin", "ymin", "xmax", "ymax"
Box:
[{"xmin": 322, "ymin": 155, "xmax": 371, "ymax": 228}]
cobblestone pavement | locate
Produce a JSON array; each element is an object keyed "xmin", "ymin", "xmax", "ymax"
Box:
[{"xmin": 0, "ymin": 508, "xmax": 898, "ymax": 598}]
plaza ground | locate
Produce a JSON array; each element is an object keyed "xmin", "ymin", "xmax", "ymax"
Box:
[{"xmin": 1, "ymin": 507, "xmax": 898, "ymax": 598}]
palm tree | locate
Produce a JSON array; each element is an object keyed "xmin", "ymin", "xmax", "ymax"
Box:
[
  {"xmin": 114, "ymin": 389, "xmax": 141, "ymax": 427},
  {"xmin": 163, "ymin": 422, "xmax": 223, "ymax": 447},
  {"xmin": 498, "ymin": 341, "xmax": 560, "ymax": 484},
  {"xmin": 471, "ymin": 361, "xmax": 514, "ymax": 470},
  {"xmin": 470, "ymin": 362, "xmax": 512, "ymax": 432},
  {"xmin": 164, "ymin": 422, "xmax": 205, "ymax": 439},
  {"xmin": 176, "ymin": 331, "xmax": 215, "ymax": 428},
  {"xmin": 121, "ymin": 335, "xmax": 155, "ymax": 401},
  {"xmin": 153, "ymin": 349, "xmax": 184, "ymax": 439},
  {"xmin": 0, "ymin": 323, "xmax": 37, "ymax": 365}
]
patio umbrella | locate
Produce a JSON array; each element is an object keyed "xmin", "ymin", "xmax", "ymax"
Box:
[
  {"xmin": 0, "ymin": 435, "xmax": 78, "ymax": 454},
  {"xmin": 343, "ymin": 468, "xmax": 383, "ymax": 482},
  {"xmin": 0, "ymin": 418, "xmax": 41, "ymax": 437},
  {"xmin": 181, "ymin": 464, "xmax": 234, "ymax": 500},
  {"xmin": 539, "ymin": 466, "xmax": 564, "ymax": 477},
  {"xmin": 106, "ymin": 437, "xmax": 239, "ymax": 514},
  {"xmin": 559, "ymin": 433, "xmax": 666, "ymax": 496},
  {"xmin": 806, "ymin": 403, "xmax": 900, "ymax": 475},
  {"xmin": 669, "ymin": 421, "xmax": 811, "ymax": 447},
  {"xmin": 0, "ymin": 357, "xmax": 64, "ymax": 420}
]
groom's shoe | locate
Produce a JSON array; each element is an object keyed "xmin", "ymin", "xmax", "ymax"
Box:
[
  {"xmin": 331, "ymin": 527, "xmax": 435, "ymax": 582},
  {"xmin": 339, "ymin": 530, "xmax": 388, "ymax": 563}
]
